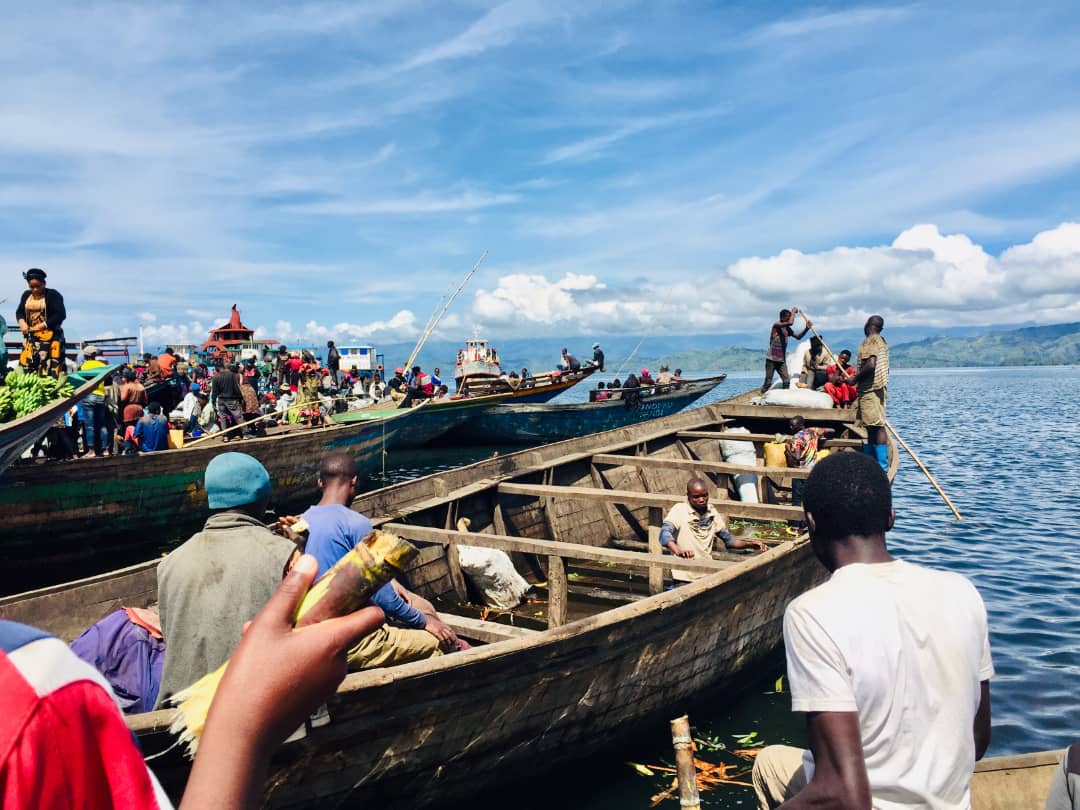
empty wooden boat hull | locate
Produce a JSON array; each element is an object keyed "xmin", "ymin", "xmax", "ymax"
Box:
[
  {"xmin": 0, "ymin": 405, "xmax": 419, "ymax": 589},
  {"xmin": 971, "ymin": 750, "xmax": 1063, "ymax": 810},
  {"xmin": 2, "ymin": 390, "xmax": 888, "ymax": 807},
  {"xmin": 0, "ymin": 363, "xmax": 118, "ymax": 474},
  {"xmin": 445, "ymin": 375, "xmax": 726, "ymax": 445}
]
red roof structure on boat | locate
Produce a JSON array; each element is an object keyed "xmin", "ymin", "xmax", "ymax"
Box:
[{"xmin": 200, "ymin": 305, "xmax": 278, "ymax": 356}]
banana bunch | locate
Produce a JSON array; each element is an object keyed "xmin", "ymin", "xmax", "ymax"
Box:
[{"xmin": 0, "ymin": 372, "xmax": 76, "ymax": 422}]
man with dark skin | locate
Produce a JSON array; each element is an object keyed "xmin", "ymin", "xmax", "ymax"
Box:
[
  {"xmin": 661, "ymin": 478, "xmax": 766, "ymax": 583},
  {"xmin": 762, "ymin": 307, "xmax": 812, "ymax": 394},
  {"xmin": 752, "ymin": 452, "xmax": 992, "ymax": 809},
  {"xmin": 823, "ymin": 349, "xmax": 856, "ymax": 408},
  {"xmin": 853, "ymin": 315, "xmax": 889, "ymax": 455}
]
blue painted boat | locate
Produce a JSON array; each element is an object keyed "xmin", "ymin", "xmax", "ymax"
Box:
[
  {"xmin": 333, "ymin": 366, "xmax": 598, "ymax": 447},
  {"xmin": 444, "ymin": 375, "xmax": 727, "ymax": 445}
]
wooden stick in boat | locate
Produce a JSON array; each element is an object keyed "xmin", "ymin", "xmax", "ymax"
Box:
[
  {"xmin": 799, "ymin": 308, "xmax": 963, "ymax": 521},
  {"xmin": 671, "ymin": 715, "xmax": 701, "ymax": 810},
  {"xmin": 885, "ymin": 420, "xmax": 963, "ymax": 521}
]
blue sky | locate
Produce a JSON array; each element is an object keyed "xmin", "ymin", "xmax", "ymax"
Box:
[{"xmin": 2, "ymin": 1, "xmax": 1080, "ymax": 348}]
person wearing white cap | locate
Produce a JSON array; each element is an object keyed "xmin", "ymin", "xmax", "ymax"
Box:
[{"xmin": 590, "ymin": 342, "xmax": 605, "ymax": 372}]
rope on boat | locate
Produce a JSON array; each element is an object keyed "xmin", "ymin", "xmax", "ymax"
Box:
[{"xmin": 401, "ymin": 250, "xmax": 488, "ymax": 373}]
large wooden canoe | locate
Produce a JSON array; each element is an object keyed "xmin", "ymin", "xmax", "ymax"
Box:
[
  {"xmin": 333, "ymin": 365, "xmax": 597, "ymax": 447},
  {"xmin": 1, "ymin": 390, "xmax": 890, "ymax": 807},
  {"xmin": 0, "ymin": 404, "xmax": 421, "ymax": 590},
  {"xmin": 971, "ymin": 750, "xmax": 1064, "ymax": 810},
  {"xmin": 445, "ymin": 374, "xmax": 726, "ymax": 445},
  {"xmin": 0, "ymin": 363, "xmax": 118, "ymax": 474}
]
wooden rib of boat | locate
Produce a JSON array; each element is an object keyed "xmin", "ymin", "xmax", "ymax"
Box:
[
  {"xmin": 444, "ymin": 374, "xmax": 726, "ymax": 445},
  {"xmin": 0, "ymin": 363, "xmax": 119, "ymax": 474},
  {"xmin": 971, "ymin": 749, "xmax": 1063, "ymax": 810},
  {"xmin": 332, "ymin": 365, "xmax": 597, "ymax": 448},
  {"xmin": 0, "ymin": 404, "xmax": 421, "ymax": 588},
  {"xmin": 1, "ymin": 389, "xmax": 893, "ymax": 808}
]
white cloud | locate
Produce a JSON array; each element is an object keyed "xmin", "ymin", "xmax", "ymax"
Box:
[
  {"xmin": 473, "ymin": 272, "xmax": 606, "ymax": 325},
  {"xmin": 137, "ymin": 311, "xmax": 157, "ymax": 323}
]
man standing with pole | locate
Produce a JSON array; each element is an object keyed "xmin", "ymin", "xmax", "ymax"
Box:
[{"xmin": 853, "ymin": 315, "xmax": 889, "ymax": 471}]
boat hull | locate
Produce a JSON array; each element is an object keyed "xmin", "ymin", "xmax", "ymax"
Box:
[
  {"xmin": 0, "ymin": 407, "xmax": 417, "ymax": 590},
  {"xmin": 444, "ymin": 376, "xmax": 724, "ymax": 445}
]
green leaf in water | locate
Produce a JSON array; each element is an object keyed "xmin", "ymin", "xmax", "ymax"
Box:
[
  {"xmin": 775, "ymin": 675, "xmax": 784, "ymax": 693},
  {"xmin": 627, "ymin": 762, "xmax": 655, "ymax": 777}
]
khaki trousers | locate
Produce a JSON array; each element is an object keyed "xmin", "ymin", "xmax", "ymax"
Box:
[
  {"xmin": 752, "ymin": 745, "xmax": 809, "ymax": 809},
  {"xmin": 346, "ymin": 624, "xmax": 442, "ymax": 670}
]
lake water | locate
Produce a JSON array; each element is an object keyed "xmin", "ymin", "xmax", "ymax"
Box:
[{"xmin": 368, "ymin": 366, "xmax": 1080, "ymax": 809}]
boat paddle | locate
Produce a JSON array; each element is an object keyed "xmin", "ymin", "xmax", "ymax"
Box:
[{"xmin": 797, "ymin": 309, "xmax": 963, "ymax": 521}]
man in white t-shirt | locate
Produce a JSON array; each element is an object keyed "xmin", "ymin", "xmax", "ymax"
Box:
[{"xmin": 752, "ymin": 451, "xmax": 993, "ymax": 809}]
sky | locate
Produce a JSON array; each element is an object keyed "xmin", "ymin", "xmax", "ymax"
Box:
[{"xmin": 2, "ymin": 1, "xmax": 1080, "ymax": 350}]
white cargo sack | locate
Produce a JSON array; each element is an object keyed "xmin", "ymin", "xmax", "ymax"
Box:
[
  {"xmin": 762, "ymin": 387, "xmax": 834, "ymax": 409},
  {"xmin": 457, "ymin": 545, "xmax": 531, "ymax": 609},
  {"xmin": 719, "ymin": 426, "xmax": 759, "ymax": 503}
]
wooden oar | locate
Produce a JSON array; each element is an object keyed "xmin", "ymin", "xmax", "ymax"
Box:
[
  {"xmin": 798, "ymin": 309, "xmax": 963, "ymax": 521},
  {"xmin": 884, "ymin": 420, "xmax": 963, "ymax": 520}
]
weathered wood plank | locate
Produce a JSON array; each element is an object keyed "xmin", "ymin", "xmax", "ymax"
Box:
[
  {"xmin": 442, "ymin": 614, "xmax": 539, "ymax": 644},
  {"xmin": 381, "ymin": 524, "xmax": 735, "ymax": 573},
  {"xmin": 677, "ymin": 430, "xmax": 864, "ymax": 447},
  {"xmin": 496, "ymin": 483, "xmax": 803, "ymax": 520},
  {"xmin": 548, "ymin": 555, "xmax": 567, "ymax": 627},
  {"xmin": 592, "ymin": 453, "xmax": 811, "ymax": 479}
]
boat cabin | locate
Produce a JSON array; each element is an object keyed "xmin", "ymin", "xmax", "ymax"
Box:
[{"xmin": 454, "ymin": 336, "xmax": 502, "ymax": 390}]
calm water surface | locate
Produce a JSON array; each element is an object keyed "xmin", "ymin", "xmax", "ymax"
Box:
[{"xmin": 371, "ymin": 367, "xmax": 1080, "ymax": 809}]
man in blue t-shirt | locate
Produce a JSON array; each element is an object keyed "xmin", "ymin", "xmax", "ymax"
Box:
[
  {"xmin": 297, "ymin": 452, "xmax": 461, "ymax": 669},
  {"xmin": 133, "ymin": 402, "xmax": 170, "ymax": 452}
]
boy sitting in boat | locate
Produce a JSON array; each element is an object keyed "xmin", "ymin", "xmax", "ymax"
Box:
[
  {"xmin": 660, "ymin": 477, "xmax": 767, "ymax": 583},
  {"xmin": 752, "ymin": 452, "xmax": 993, "ymax": 809},
  {"xmin": 283, "ymin": 452, "xmax": 464, "ymax": 669}
]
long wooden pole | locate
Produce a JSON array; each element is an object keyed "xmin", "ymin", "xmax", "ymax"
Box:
[
  {"xmin": 798, "ymin": 309, "xmax": 962, "ymax": 521},
  {"xmin": 885, "ymin": 420, "xmax": 963, "ymax": 520},
  {"xmin": 670, "ymin": 715, "xmax": 700, "ymax": 810}
]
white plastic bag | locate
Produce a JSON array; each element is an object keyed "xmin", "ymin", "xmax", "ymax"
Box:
[{"xmin": 457, "ymin": 545, "xmax": 531, "ymax": 610}]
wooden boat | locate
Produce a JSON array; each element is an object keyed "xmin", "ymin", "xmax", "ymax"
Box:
[
  {"xmin": 332, "ymin": 365, "xmax": 597, "ymax": 448},
  {"xmin": 446, "ymin": 374, "xmax": 727, "ymax": 445},
  {"xmin": 0, "ymin": 363, "xmax": 118, "ymax": 474},
  {"xmin": 1, "ymin": 389, "xmax": 892, "ymax": 807},
  {"xmin": 971, "ymin": 749, "xmax": 1064, "ymax": 810},
  {"xmin": 0, "ymin": 403, "xmax": 421, "ymax": 589}
]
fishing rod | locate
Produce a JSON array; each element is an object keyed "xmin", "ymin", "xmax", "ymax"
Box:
[{"xmin": 400, "ymin": 250, "xmax": 488, "ymax": 374}]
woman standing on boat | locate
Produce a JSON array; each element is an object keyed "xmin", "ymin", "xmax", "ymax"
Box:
[{"xmin": 15, "ymin": 268, "xmax": 67, "ymax": 377}]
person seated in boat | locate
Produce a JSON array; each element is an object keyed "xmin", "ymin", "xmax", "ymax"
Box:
[
  {"xmin": 368, "ymin": 373, "xmax": 386, "ymax": 400},
  {"xmin": 403, "ymin": 365, "xmax": 434, "ymax": 406},
  {"xmin": 173, "ymin": 382, "xmax": 202, "ymax": 424},
  {"xmin": 431, "ymin": 367, "xmax": 443, "ymax": 388},
  {"xmin": 660, "ymin": 477, "xmax": 767, "ymax": 584},
  {"xmin": 506, "ymin": 370, "xmax": 521, "ymax": 390},
  {"xmin": 285, "ymin": 452, "xmax": 464, "ymax": 670},
  {"xmin": 388, "ymin": 367, "xmax": 407, "ymax": 403},
  {"xmin": 796, "ymin": 337, "xmax": 828, "ymax": 390},
  {"xmin": 588, "ymin": 342, "xmax": 606, "ymax": 371},
  {"xmin": 823, "ymin": 349, "xmax": 857, "ymax": 408},
  {"xmin": 1045, "ymin": 743, "xmax": 1080, "ymax": 810},
  {"xmin": 558, "ymin": 348, "xmax": 581, "ymax": 372},
  {"xmin": 591, "ymin": 381, "xmax": 610, "ymax": 402},
  {"xmin": 433, "ymin": 384, "xmax": 451, "ymax": 400},
  {"xmin": 784, "ymin": 416, "xmax": 835, "ymax": 528},
  {"xmin": 656, "ymin": 365, "xmax": 673, "ymax": 385},
  {"xmin": 158, "ymin": 347, "xmax": 177, "ymax": 380},
  {"xmin": 133, "ymin": 401, "xmax": 170, "ymax": 452},
  {"xmin": 639, "ymin": 368, "xmax": 655, "ymax": 387},
  {"xmin": 752, "ymin": 452, "xmax": 993, "ymax": 810},
  {"xmin": 15, "ymin": 267, "xmax": 67, "ymax": 377},
  {"xmin": 155, "ymin": 453, "xmax": 296, "ymax": 707}
]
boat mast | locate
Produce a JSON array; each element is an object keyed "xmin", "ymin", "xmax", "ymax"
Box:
[{"xmin": 401, "ymin": 250, "xmax": 487, "ymax": 373}]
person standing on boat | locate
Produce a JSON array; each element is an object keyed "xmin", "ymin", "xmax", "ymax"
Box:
[
  {"xmin": 15, "ymin": 268, "xmax": 67, "ymax": 377},
  {"xmin": 326, "ymin": 340, "xmax": 341, "ymax": 386},
  {"xmin": 751, "ymin": 452, "xmax": 993, "ymax": 809},
  {"xmin": 431, "ymin": 367, "xmax": 443, "ymax": 388},
  {"xmin": 78, "ymin": 346, "xmax": 109, "ymax": 458},
  {"xmin": 660, "ymin": 477, "xmax": 766, "ymax": 582},
  {"xmin": 854, "ymin": 315, "xmax": 889, "ymax": 471},
  {"xmin": 761, "ymin": 307, "xmax": 811, "ymax": 394},
  {"xmin": 590, "ymin": 342, "xmax": 605, "ymax": 371},
  {"xmin": 211, "ymin": 361, "xmax": 249, "ymax": 439},
  {"xmin": 156, "ymin": 453, "xmax": 296, "ymax": 707},
  {"xmin": 286, "ymin": 452, "xmax": 463, "ymax": 668}
]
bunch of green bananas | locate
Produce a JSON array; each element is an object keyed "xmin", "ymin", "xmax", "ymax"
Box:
[{"xmin": 0, "ymin": 372, "xmax": 76, "ymax": 422}]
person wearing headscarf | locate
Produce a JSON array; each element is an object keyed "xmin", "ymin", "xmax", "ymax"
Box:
[{"xmin": 15, "ymin": 268, "xmax": 67, "ymax": 376}]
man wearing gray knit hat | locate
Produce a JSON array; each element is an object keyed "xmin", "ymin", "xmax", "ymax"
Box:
[{"xmin": 155, "ymin": 453, "xmax": 295, "ymax": 706}]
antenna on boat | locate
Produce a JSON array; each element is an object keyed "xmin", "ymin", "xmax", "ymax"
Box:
[{"xmin": 401, "ymin": 250, "xmax": 488, "ymax": 371}]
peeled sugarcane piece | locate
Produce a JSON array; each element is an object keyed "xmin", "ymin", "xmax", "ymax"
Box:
[{"xmin": 169, "ymin": 530, "xmax": 418, "ymax": 756}]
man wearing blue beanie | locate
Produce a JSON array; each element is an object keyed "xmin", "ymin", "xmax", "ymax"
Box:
[{"xmin": 155, "ymin": 452, "xmax": 295, "ymax": 706}]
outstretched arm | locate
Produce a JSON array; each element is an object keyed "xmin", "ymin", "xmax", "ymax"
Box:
[
  {"xmin": 780, "ymin": 712, "xmax": 871, "ymax": 809},
  {"xmin": 180, "ymin": 555, "xmax": 384, "ymax": 810}
]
